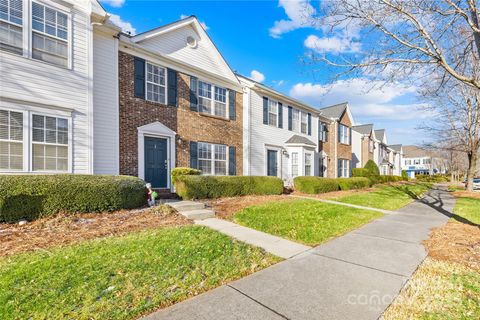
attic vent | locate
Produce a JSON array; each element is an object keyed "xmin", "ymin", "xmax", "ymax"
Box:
[{"xmin": 186, "ymin": 36, "xmax": 197, "ymax": 48}]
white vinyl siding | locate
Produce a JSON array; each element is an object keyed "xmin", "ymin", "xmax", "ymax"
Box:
[
  {"xmin": 31, "ymin": 2, "xmax": 69, "ymax": 67},
  {"xmin": 198, "ymin": 80, "xmax": 227, "ymax": 118},
  {"xmin": 198, "ymin": 142, "xmax": 227, "ymax": 175},
  {"xmin": 0, "ymin": 0, "xmax": 22, "ymax": 55},
  {"xmin": 267, "ymin": 99, "xmax": 278, "ymax": 127},
  {"xmin": 32, "ymin": 114, "xmax": 68, "ymax": 171},
  {"xmin": 0, "ymin": 109, "xmax": 23, "ymax": 170},
  {"xmin": 146, "ymin": 62, "xmax": 166, "ymax": 104}
]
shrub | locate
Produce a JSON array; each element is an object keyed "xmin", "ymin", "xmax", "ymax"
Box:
[
  {"xmin": 401, "ymin": 170, "xmax": 409, "ymax": 180},
  {"xmin": 415, "ymin": 174, "xmax": 449, "ymax": 183},
  {"xmin": 377, "ymin": 175, "xmax": 403, "ymax": 183},
  {"xmin": 364, "ymin": 160, "xmax": 380, "ymax": 176},
  {"xmin": 174, "ymin": 175, "xmax": 284, "ymax": 199},
  {"xmin": 294, "ymin": 177, "xmax": 339, "ymax": 194},
  {"xmin": 0, "ymin": 175, "xmax": 146, "ymax": 223},
  {"xmin": 352, "ymin": 168, "xmax": 369, "ymax": 178},
  {"xmin": 171, "ymin": 167, "xmax": 201, "ymax": 184},
  {"xmin": 337, "ymin": 177, "xmax": 371, "ymax": 190}
]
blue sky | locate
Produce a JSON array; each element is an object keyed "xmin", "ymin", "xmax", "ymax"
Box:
[{"xmin": 100, "ymin": 0, "xmax": 426, "ymax": 146}]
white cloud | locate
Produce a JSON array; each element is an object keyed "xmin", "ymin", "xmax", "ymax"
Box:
[
  {"xmin": 250, "ymin": 70, "xmax": 265, "ymax": 83},
  {"xmin": 180, "ymin": 14, "xmax": 209, "ymax": 30},
  {"xmin": 289, "ymin": 78, "xmax": 424, "ymax": 120},
  {"xmin": 101, "ymin": 0, "xmax": 125, "ymax": 8},
  {"xmin": 109, "ymin": 14, "xmax": 136, "ymax": 35},
  {"xmin": 304, "ymin": 34, "xmax": 361, "ymax": 54},
  {"xmin": 273, "ymin": 80, "xmax": 285, "ymax": 86},
  {"xmin": 269, "ymin": 0, "xmax": 318, "ymax": 38}
]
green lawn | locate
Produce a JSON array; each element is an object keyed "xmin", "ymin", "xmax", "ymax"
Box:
[
  {"xmin": 0, "ymin": 226, "xmax": 279, "ymax": 320},
  {"xmin": 233, "ymin": 199, "xmax": 383, "ymax": 246},
  {"xmin": 453, "ymin": 197, "xmax": 480, "ymax": 225},
  {"xmin": 332, "ymin": 183, "xmax": 432, "ymax": 211}
]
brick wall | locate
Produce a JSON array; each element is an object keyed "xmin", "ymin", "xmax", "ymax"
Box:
[
  {"xmin": 337, "ymin": 111, "xmax": 352, "ymax": 163},
  {"xmin": 118, "ymin": 51, "xmax": 243, "ymax": 177}
]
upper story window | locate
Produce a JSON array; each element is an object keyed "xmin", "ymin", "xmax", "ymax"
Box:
[
  {"xmin": 300, "ymin": 112, "xmax": 308, "ymax": 134},
  {"xmin": 31, "ymin": 2, "xmax": 69, "ymax": 67},
  {"xmin": 319, "ymin": 121, "xmax": 328, "ymax": 142},
  {"xmin": 338, "ymin": 124, "xmax": 350, "ymax": 144},
  {"xmin": 198, "ymin": 80, "xmax": 227, "ymax": 118},
  {"xmin": 146, "ymin": 62, "xmax": 166, "ymax": 104},
  {"xmin": 0, "ymin": 0, "xmax": 23, "ymax": 55},
  {"xmin": 267, "ymin": 99, "xmax": 278, "ymax": 127},
  {"xmin": 292, "ymin": 109, "xmax": 299, "ymax": 132},
  {"xmin": 0, "ymin": 109, "xmax": 23, "ymax": 170},
  {"xmin": 369, "ymin": 138, "xmax": 374, "ymax": 152},
  {"xmin": 198, "ymin": 142, "xmax": 227, "ymax": 175},
  {"xmin": 405, "ymin": 159, "xmax": 412, "ymax": 165}
]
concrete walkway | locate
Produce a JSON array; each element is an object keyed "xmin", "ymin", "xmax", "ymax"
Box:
[
  {"xmin": 195, "ymin": 218, "xmax": 311, "ymax": 259},
  {"xmin": 145, "ymin": 186, "xmax": 453, "ymax": 320}
]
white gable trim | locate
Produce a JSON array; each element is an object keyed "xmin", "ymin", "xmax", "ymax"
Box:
[
  {"xmin": 132, "ymin": 17, "xmax": 200, "ymax": 43},
  {"xmin": 137, "ymin": 122, "xmax": 176, "ymax": 191}
]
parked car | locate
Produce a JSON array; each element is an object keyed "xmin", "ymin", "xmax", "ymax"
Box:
[{"xmin": 474, "ymin": 178, "xmax": 480, "ymax": 190}]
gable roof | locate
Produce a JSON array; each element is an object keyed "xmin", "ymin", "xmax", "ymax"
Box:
[
  {"xmin": 389, "ymin": 144, "xmax": 403, "ymax": 153},
  {"xmin": 319, "ymin": 102, "xmax": 355, "ymax": 125},
  {"xmin": 374, "ymin": 129, "xmax": 386, "ymax": 142},
  {"xmin": 353, "ymin": 124, "xmax": 373, "ymax": 136},
  {"xmin": 285, "ymin": 135, "xmax": 316, "ymax": 146}
]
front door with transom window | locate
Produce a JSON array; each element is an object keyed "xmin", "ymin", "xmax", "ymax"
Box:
[{"xmin": 144, "ymin": 137, "xmax": 168, "ymax": 188}]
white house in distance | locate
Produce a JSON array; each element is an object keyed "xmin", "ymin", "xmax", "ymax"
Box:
[
  {"xmin": 0, "ymin": 0, "xmax": 118, "ymax": 174},
  {"xmin": 402, "ymin": 145, "xmax": 448, "ymax": 178},
  {"xmin": 239, "ymin": 75, "xmax": 332, "ymax": 184}
]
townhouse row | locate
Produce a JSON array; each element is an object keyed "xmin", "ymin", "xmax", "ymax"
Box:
[{"xmin": 0, "ymin": 0, "xmax": 403, "ymax": 190}]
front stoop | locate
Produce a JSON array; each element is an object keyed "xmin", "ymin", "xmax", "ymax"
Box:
[{"xmin": 167, "ymin": 201, "xmax": 215, "ymax": 220}]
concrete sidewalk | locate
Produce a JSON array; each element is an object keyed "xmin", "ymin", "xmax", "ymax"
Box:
[{"xmin": 144, "ymin": 186, "xmax": 453, "ymax": 320}]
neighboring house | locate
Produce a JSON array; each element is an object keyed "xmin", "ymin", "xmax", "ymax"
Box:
[
  {"xmin": 0, "ymin": 0, "xmax": 116, "ymax": 174},
  {"xmin": 373, "ymin": 129, "xmax": 394, "ymax": 175},
  {"xmin": 388, "ymin": 144, "xmax": 403, "ymax": 176},
  {"xmin": 318, "ymin": 103, "xmax": 354, "ymax": 178},
  {"xmin": 352, "ymin": 124, "xmax": 376, "ymax": 169},
  {"xmin": 239, "ymin": 75, "xmax": 332, "ymax": 184},
  {"xmin": 402, "ymin": 145, "xmax": 448, "ymax": 178},
  {"xmin": 117, "ymin": 16, "xmax": 243, "ymax": 191}
]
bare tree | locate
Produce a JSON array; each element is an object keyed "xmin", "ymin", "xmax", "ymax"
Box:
[
  {"xmin": 312, "ymin": 0, "xmax": 480, "ymax": 90},
  {"xmin": 422, "ymin": 82, "xmax": 480, "ymax": 190}
]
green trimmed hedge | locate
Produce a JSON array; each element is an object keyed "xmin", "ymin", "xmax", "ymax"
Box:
[
  {"xmin": 337, "ymin": 177, "xmax": 371, "ymax": 190},
  {"xmin": 352, "ymin": 168, "xmax": 369, "ymax": 178},
  {"xmin": 415, "ymin": 174, "xmax": 450, "ymax": 183},
  {"xmin": 377, "ymin": 175, "xmax": 404, "ymax": 183},
  {"xmin": 174, "ymin": 175, "xmax": 284, "ymax": 199},
  {"xmin": 364, "ymin": 160, "xmax": 380, "ymax": 176},
  {"xmin": 0, "ymin": 175, "xmax": 146, "ymax": 223},
  {"xmin": 171, "ymin": 167, "xmax": 201, "ymax": 184},
  {"xmin": 293, "ymin": 177, "xmax": 339, "ymax": 194}
]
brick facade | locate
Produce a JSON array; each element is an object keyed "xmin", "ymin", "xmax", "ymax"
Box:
[
  {"xmin": 360, "ymin": 136, "xmax": 374, "ymax": 167},
  {"xmin": 118, "ymin": 51, "xmax": 243, "ymax": 178}
]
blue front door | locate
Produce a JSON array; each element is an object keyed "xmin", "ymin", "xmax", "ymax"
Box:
[{"xmin": 144, "ymin": 137, "xmax": 168, "ymax": 188}]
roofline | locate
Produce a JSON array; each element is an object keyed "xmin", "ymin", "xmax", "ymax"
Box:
[
  {"xmin": 238, "ymin": 74, "xmax": 332, "ymax": 122},
  {"xmin": 131, "ymin": 15, "xmax": 196, "ymax": 41}
]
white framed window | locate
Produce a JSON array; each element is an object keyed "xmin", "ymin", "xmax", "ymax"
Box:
[
  {"xmin": 301, "ymin": 112, "xmax": 308, "ymax": 134},
  {"xmin": 291, "ymin": 152, "xmax": 298, "ymax": 177},
  {"xmin": 198, "ymin": 80, "xmax": 228, "ymax": 118},
  {"xmin": 267, "ymin": 99, "xmax": 278, "ymax": 127},
  {"xmin": 305, "ymin": 153, "xmax": 313, "ymax": 176},
  {"xmin": 0, "ymin": 0, "xmax": 23, "ymax": 55},
  {"xmin": 304, "ymin": 153, "xmax": 312, "ymax": 176},
  {"xmin": 0, "ymin": 109, "xmax": 23, "ymax": 170},
  {"xmin": 369, "ymin": 139, "xmax": 374, "ymax": 152},
  {"xmin": 146, "ymin": 62, "xmax": 166, "ymax": 104},
  {"xmin": 198, "ymin": 142, "xmax": 227, "ymax": 175},
  {"xmin": 339, "ymin": 124, "xmax": 350, "ymax": 144},
  {"xmin": 292, "ymin": 109, "xmax": 299, "ymax": 132},
  {"xmin": 31, "ymin": 2, "xmax": 69, "ymax": 67},
  {"xmin": 338, "ymin": 159, "xmax": 350, "ymax": 178},
  {"xmin": 32, "ymin": 114, "xmax": 68, "ymax": 171},
  {"xmin": 319, "ymin": 122, "xmax": 328, "ymax": 142}
]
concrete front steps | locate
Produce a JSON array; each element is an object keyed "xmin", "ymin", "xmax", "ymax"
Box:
[{"xmin": 168, "ymin": 201, "xmax": 215, "ymax": 220}]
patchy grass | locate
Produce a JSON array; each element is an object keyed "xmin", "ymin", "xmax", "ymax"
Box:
[
  {"xmin": 452, "ymin": 197, "xmax": 480, "ymax": 225},
  {"xmin": 384, "ymin": 258, "xmax": 480, "ymax": 319},
  {"xmin": 332, "ymin": 183, "xmax": 432, "ymax": 211},
  {"xmin": 233, "ymin": 199, "xmax": 382, "ymax": 246},
  {"xmin": 0, "ymin": 226, "xmax": 279, "ymax": 320}
]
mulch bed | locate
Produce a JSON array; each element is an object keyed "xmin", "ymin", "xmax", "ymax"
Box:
[
  {"xmin": 452, "ymin": 190, "xmax": 480, "ymax": 199},
  {"xmin": 0, "ymin": 207, "xmax": 190, "ymax": 258}
]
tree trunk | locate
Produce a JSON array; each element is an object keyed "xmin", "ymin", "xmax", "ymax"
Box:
[{"xmin": 466, "ymin": 152, "xmax": 477, "ymax": 191}]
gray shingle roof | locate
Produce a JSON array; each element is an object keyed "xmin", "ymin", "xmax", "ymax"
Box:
[
  {"xmin": 374, "ymin": 129, "xmax": 385, "ymax": 141},
  {"xmin": 389, "ymin": 144, "xmax": 402, "ymax": 152},
  {"xmin": 285, "ymin": 135, "xmax": 316, "ymax": 146},
  {"xmin": 319, "ymin": 102, "xmax": 348, "ymax": 119},
  {"xmin": 352, "ymin": 124, "xmax": 373, "ymax": 135}
]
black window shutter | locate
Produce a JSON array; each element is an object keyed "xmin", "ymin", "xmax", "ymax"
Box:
[
  {"xmin": 325, "ymin": 123, "xmax": 329, "ymax": 142},
  {"xmin": 349, "ymin": 127, "xmax": 352, "ymax": 145},
  {"xmin": 228, "ymin": 90, "xmax": 236, "ymax": 120},
  {"xmin": 190, "ymin": 141, "xmax": 198, "ymax": 169},
  {"xmin": 288, "ymin": 106, "xmax": 293, "ymax": 131},
  {"xmin": 338, "ymin": 159, "xmax": 342, "ymax": 178},
  {"xmin": 190, "ymin": 76, "xmax": 198, "ymax": 111},
  {"xmin": 278, "ymin": 102, "xmax": 283, "ymax": 128},
  {"xmin": 338, "ymin": 123, "xmax": 341, "ymax": 143},
  {"xmin": 134, "ymin": 57, "xmax": 145, "ymax": 98},
  {"xmin": 229, "ymin": 146, "xmax": 236, "ymax": 175},
  {"xmin": 263, "ymin": 97, "xmax": 268, "ymax": 124},
  {"xmin": 167, "ymin": 68, "xmax": 177, "ymax": 107},
  {"xmin": 307, "ymin": 113, "xmax": 312, "ymax": 135}
]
